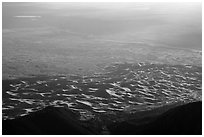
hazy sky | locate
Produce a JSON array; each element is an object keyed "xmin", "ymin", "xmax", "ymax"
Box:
[{"xmin": 3, "ymin": 2, "xmax": 202, "ymax": 50}]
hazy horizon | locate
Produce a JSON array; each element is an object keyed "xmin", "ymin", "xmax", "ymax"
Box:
[{"xmin": 3, "ymin": 2, "xmax": 202, "ymax": 50}]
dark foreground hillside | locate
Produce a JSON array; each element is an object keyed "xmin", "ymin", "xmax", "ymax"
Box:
[
  {"xmin": 109, "ymin": 101, "xmax": 202, "ymax": 135},
  {"xmin": 2, "ymin": 101, "xmax": 202, "ymax": 135},
  {"xmin": 2, "ymin": 106, "xmax": 98, "ymax": 135}
]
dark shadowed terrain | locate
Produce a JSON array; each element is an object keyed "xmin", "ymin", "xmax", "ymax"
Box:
[
  {"xmin": 108, "ymin": 101, "xmax": 202, "ymax": 135},
  {"xmin": 3, "ymin": 101, "xmax": 202, "ymax": 135}
]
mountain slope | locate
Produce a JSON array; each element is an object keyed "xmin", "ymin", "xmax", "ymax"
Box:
[
  {"xmin": 108, "ymin": 101, "xmax": 202, "ymax": 135},
  {"xmin": 3, "ymin": 106, "xmax": 94, "ymax": 135},
  {"xmin": 3, "ymin": 101, "xmax": 202, "ymax": 135}
]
